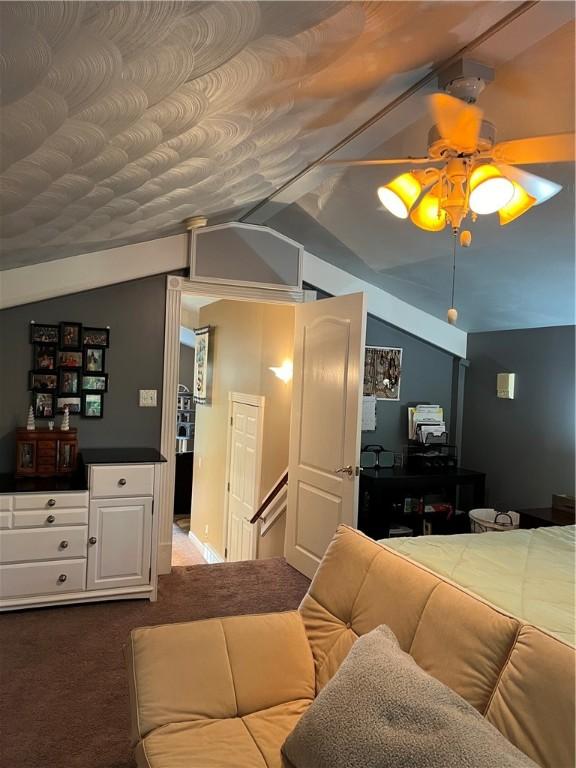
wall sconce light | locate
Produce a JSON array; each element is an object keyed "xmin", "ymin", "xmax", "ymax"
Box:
[{"xmin": 269, "ymin": 360, "xmax": 293, "ymax": 383}]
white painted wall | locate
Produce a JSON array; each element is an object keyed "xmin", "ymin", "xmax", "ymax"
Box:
[{"xmin": 0, "ymin": 234, "xmax": 188, "ymax": 309}]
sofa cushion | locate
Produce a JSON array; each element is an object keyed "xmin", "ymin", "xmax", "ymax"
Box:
[
  {"xmin": 485, "ymin": 625, "xmax": 576, "ymax": 768},
  {"xmin": 135, "ymin": 701, "xmax": 311, "ymax": 768},
  {"xmin": 283, "ymin": 624, "xmax": 539, "ymax": 768},
  {"xmin": 127, "ymin": 611, "xmax": 315, "ymax": 743}
]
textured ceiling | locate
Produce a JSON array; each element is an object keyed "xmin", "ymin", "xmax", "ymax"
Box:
[{"xmin": 0, "ymin": 0, "xmax": 521, "ymax": 269}]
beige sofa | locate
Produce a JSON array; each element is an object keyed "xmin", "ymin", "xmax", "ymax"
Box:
[{"xmin": 126, "ymin": 525, "xmax": 575, "ymax": 768}]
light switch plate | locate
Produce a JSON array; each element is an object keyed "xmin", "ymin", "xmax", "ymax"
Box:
[
  {"xmin": 496, "ymin": 373, "xmax": 516, "ymax": 399},
  {"xmin": 139, "ymin": 389, "xmax": 157, "ymax": 407}
]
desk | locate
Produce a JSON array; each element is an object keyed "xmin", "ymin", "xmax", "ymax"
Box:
[{"xmin": 359, "ymin": 466, "xmax": 486, "ymax": 539}]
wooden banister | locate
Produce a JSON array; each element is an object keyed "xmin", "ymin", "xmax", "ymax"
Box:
[{"xmin": 250, "ymin": 470, "xmax": 288, "ymax": 524}]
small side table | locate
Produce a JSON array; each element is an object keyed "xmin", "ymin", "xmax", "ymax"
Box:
[{"xmin": 517, "ymin": 506, "xmax": 575, "ymax": 529}]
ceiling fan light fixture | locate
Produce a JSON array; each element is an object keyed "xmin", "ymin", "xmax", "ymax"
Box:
[
  {"xmin": 498, "ymin": 182, "xmax": 536, "ymax": 226},
  {"xmin": 377, "ymin": 173, "xmax": 421, "ymax": 219},
  {"xmin": 469, "ymin": 164, "xmax": 514, "ymax": 215},
  {"xmin": 410, "ymin": 187, "xmax": 447, "ymax": 232}
]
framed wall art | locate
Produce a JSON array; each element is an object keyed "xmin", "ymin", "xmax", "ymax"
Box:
[
  {"xmin": 363, "ymin": 346, "xmax": 403, "ymax": 401},
  {"xmin": 28, "ymin": 320, "xmax": 110, "ymax": 420},
  {"xmin": 30, "ymin": 324, "xmax": 59, "ymax": 344},
  {"xmin": 193, "ymin": 326, "xmax": 212, "ymax": 405},
  {"xmin": 56, "ymin": 397, "xmax": 81, "ymax": 415},
  {"xmin": 82, "ymin": 393, "xmax": 103, "ymax": 418},
  {"xmin": 59, "ymin": 322, "xmax": 82, "ymax": 351},
  {"xmin": 82, "ymin": 327, "xmax": 109, "ymax": 348}
]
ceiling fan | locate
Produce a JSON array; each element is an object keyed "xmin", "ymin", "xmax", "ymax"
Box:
[{"xmin": 322, "ymin": 60, "xmax": 574, "ymax": 239}]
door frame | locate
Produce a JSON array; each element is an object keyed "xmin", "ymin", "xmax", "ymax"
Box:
[
  {"xmin": 157, "ymin": 275, "xmax": 306, "ymax": 573},
  {"xmin": 224, "ymin": 392, "xmax": 265, "ymax": 562}
]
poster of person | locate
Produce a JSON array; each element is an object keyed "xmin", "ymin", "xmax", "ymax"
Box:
[
  {"xmin": 193, "ymin": 326, "xmax": 211, "ymax": 405},
  {"xmin": 363, "ymin": 346, "xmax": 402, "ymax": 401}
]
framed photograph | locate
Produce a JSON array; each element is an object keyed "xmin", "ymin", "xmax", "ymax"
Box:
[
  {"xmin": 30, "ymin": 323, "xmax": 59, "ymax": 344},
  {"xmin": 59, "ymin": 322, "xmax": 82, "ymax": 351},
  {"xmin": 82, "ymin": 393, "xmax": 103, "ymax": 418},
  {"xmin": 363, "ymin": 346, "xmax": 402, "ymax": 401},
  {"xmin": 58, "ymin": 351, "xmax": 82, "ymax": 369},
  {"xmin": 82, "ymin": 327, "xmax": 109, "ymax": 348},
  {"xmin": 58, "ymin": 368, "xmax": 80, "ymax": 395},
  {"xmin": 56, "ymin": 397, "xmax": 81, "ymax": 414},
  {"xmin": 33, "ymin": 392, "xmax": 55, "ymax": 418},
  {"xmin": 193, "ymin": 326, "xmax": 212, "ymax": 405},
  {"xmin": 83, "ymin": 347, "xmax": 105, "ymax": 373},
  {"xmin": 34, "ymin": 344, "xmax": 57, "ymax": 370},
  {"xmin": 29, "ymin": 372, "xmax": 57, "ymax": 391},
  {"xmin": 82, "ymin": 374, "xmax": 108, "ymax": 392}
]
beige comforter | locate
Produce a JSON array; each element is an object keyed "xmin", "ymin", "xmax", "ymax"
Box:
[{"xmin": 382, "ymin": 525, "xmax": 575, "ymax": 646}]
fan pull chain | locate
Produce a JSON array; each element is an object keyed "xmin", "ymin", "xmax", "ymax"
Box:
[{"xmin": 447, "ymin": 233, "xmax": 458, "ymax": 325}]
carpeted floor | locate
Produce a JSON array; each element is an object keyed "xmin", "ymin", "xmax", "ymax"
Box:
[{"xmin": 0, "ymin": 559, "xmax": 310, "ymax": 768}]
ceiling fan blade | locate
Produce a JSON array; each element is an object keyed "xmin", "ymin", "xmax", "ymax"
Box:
[
  {"xmin": 428, "ymin": 93, "xmax": 482, "ymax": 153},
  {"xmin": 492, "ymin": 133, "xmax": 575, "ymax": 165},
  {"xmin": 321, "ymin": 157, "xmax": 435, "ymax": 167},
  {"xmin": 497, "ymin": 164, "xmax": 562, "ymax": 205}
]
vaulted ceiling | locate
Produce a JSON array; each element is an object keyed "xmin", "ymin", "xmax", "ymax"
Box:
[{"xmin": 0, "ymin": 1, "xmax": 574, "ymax": 332}]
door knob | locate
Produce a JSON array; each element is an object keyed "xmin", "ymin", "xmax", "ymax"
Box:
[
  {"xmin": 118, "ymin": 478, "xmax": 127, "ymax": 486},
  {"xmin": 59, "ymin": 540, "xmax": 69, "ymax": 549},
  {"xmin": 58, "ymin": 574, "xmax": 67, "ymax": 583},
  {"xmin": 47, "ymin": 499, "xmax": 56, "ymax": 507},
  {"xmin": 334, "ymin": 465, "xmax": 354, "ymax": 477},
  {"xmin": 89, "ymin": 537, "xmax": 97, "ymax": 545},
  {"xmin": 46, "ymin": 514, "xmax": 56, "ymax": 523}
]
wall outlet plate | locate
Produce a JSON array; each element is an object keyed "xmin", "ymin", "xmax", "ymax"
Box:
[{"xmin": 139, "ymin": 389, "xmax": 157, "ymax": 407}]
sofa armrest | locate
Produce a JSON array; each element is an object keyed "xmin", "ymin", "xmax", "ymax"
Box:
[{"xmin": 126, "ymin": 610, "xmax": 315, "ymax": 744}]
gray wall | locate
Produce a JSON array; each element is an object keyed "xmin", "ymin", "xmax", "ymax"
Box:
[
  {"xmin": 0, "ymin": 275, "xmax": 167, "ymax": 472},
  {"xmin": 364, "ymin": 315, "xmax": 454, "ymax": 453},
  {"xmin": 462, "ymin": 326, "xmax": 575, "ymax": 509},
  {"xmin": 179, "ymin": 344, "xmax": 195, "ymax": 391},
  {"xmin": 308, "ymin": 285, "xmax": 455, "ymax": 453}
]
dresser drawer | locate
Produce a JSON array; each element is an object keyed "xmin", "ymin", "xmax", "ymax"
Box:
[
  {"xmin": 0, "ymin": 497, "xmax": 12, "ymax": 530},
  {"xmin": 90, "ymin": 464, "xmax": 154, "ymax": 498},
  {"xmin": 13, "ymin": 507, "xmax": 88, "ymax": 528},
  {"xmin": 13, "ymin": 492, "xmax": 89, "ymax": 511},
  {"xmin": 0, "ymin": 527, "xmax": 87, "ymax": 564},
  {"xmin": 0, "ymin": 559, "xmax": 86, "ymax": 599}
]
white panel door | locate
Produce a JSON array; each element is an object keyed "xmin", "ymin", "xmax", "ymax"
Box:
[
  {"xmin": 285, "ymin": 293, "xmax": 366, "ymax": 578},
  {"xmin": 227, "ymin": 401, "xmax": 261, "ymax": 562},
  {"xmin": 87, "ymin": 497, "xmax": 152, "ymax": 590}
]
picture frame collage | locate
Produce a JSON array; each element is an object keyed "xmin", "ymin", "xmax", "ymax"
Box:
[{"xmin": 29, "ymin": 322, "xmax": 109, "ymax": 419}]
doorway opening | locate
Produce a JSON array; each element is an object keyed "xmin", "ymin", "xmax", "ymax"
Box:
[{"xmin": 171, "ymin": 293, "xmax": 295, "ymax": 567}]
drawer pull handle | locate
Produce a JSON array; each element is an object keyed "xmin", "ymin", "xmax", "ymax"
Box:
[
  {"xmin": 118, "ymin": 478, "xmax": 127, "ymax": 486},
  {"xmin": 89, "ymin": 537, "xmax": 97, "ymax": 545},
  {"xmin": 58, "ymin": 574, "xmax": 67, "ymax": 583},
  {"xmin": 60, "ymin": 540, "xmax": 69, "ymax": 549},
  {"xmin": 47, "ymin": 499, "xmax": 56, "ymax": 507},
  {"xmin": 46, "ymin": 514, "xmax": 56, "ymax": 524}
]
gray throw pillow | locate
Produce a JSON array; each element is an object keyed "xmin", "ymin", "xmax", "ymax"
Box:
[{"xmin": 283, "ymin": 624, "xmax": 538, "ymax": 768}]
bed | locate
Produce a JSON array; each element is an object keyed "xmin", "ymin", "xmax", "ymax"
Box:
[{"xmin": 380, "ymin": 525, "xmax": 575, "ymax": 646}]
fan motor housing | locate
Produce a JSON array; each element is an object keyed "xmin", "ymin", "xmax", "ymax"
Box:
[{"xmin": 427, "ymin": 120, "xmax": 496, "ymax": 159}]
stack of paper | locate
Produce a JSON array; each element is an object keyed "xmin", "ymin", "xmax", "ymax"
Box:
[{"xmin": 408, "ymin": 404, "xmax": 445, "ymax": 442}]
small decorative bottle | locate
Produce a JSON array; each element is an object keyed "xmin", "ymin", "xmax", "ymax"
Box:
[{"xmin": 26, "ymin": 405, "xmax": 35, "ymax": 431}]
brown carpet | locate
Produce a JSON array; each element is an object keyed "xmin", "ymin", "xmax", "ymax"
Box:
[{"xmin": 0, "ymin": 559, "xmax": 310, "ymax": 768}]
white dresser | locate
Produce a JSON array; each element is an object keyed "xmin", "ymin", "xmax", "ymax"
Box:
[{"xmin": 0, "ymin": 455, "xmax": 161, "ymax": 611}]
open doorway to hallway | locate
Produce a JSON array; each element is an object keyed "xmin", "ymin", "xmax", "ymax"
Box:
[{"xmin": 171, "ymin": 293, "xmax": 295, "ymax": 567}]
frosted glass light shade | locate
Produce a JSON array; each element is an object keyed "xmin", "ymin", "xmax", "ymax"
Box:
[
  {"xmin": 410, "ymin": 189, "xmax": 447, "ymax": 231},
  {"xmin": 469, "ymin": 165, "xmax": 514, "ymax": 215},
  {"xmin": 377, "ymin": 173, "xmax": 421, "ymax": 219},
  {"xmin": 498, "ymin": 182, "xmax": 536, "ymax": 225}
]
